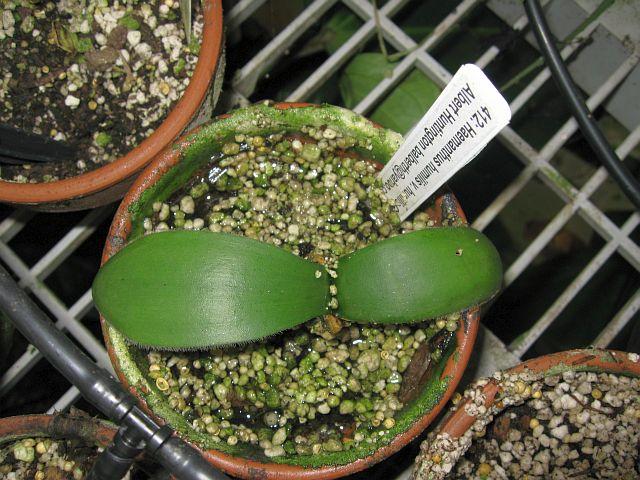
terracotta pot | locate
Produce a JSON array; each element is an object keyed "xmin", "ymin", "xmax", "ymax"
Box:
[
  {"xmin": 100, "ymin": 102, "xmax": 482, "ymax": 479},
  {"xmin": 0, "ymin": 413, "xmax": 116, "ymax": 455},
  {"xmin": 411, "ymin": 348, "xmax": 640, "ymax": 479},
  {"xmin": 0, "ymin": 0, "xmax": 224, "ymax": 212}
]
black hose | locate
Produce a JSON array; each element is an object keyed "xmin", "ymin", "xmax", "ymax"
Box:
[
  {"xmin": 524, "ymin": 0, "xmax": 640, "ymax": 211},
  {"xmin": 0, "ymin": 264, "xmax": 229, "ymax": 480}
]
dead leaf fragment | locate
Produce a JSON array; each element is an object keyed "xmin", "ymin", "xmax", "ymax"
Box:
[
  {"xmin": 398, "ymin": 341, "xmax": 432, "ymax": 403},
  {"xmin": 44, "ymin": 466, "xmax": 67, "ymax": 480},
  {"xmin": 492, "ymin": 414, "xmax": 511, "ymax": 441},
  {"xmin": 519, "ymin": 414, "xmax": 532, "ymax": 431},
  {"xmin": 107, "ymin": 24, "xmax": 128, "ymax": 50},
  {"xmin": 85, "ymin": 47, "xmax": 119, "ymax": 71},
  {"xmin": 323, "ymin": 314, "xmax": 343, "ymax": 334}
]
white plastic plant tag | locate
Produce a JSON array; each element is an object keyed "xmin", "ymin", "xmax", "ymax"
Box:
[{"xmin": 379, "ymin": 64, "xmax": 511, "ymax": 220}]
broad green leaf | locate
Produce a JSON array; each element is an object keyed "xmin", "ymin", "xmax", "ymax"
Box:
[
  {"xmin": 338, "ymin": 53, "xmax": 441, "ymax": 134},
  {"xmin": 93, "ymin": 231, "xmax": 330, "ymax": 349},
  {"xmin": 369, "ymin": 69, "xmax": 441, "ymax": 134},
  {"xmin": 339, "ymin": 53, "xmax": 395, "ymax": 108},
  {"xmin": 285, "ymin": 7, "xmax": 358, "ymax": 58},
  {"xmin": 324, "ymin": 9, "xmax": 361, "ymax": 53},
  {"xmin": 335, "ymin": 227, "xmax": 502, "ymax": 323},
  {"xmin": 94, "ymin": 227, "xmax": 503, "ymax": 350}
]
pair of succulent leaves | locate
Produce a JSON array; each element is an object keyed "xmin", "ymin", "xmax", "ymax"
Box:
[{"xmin": 92, "ymin": 227, "xmax": 501, "ymax": 350}]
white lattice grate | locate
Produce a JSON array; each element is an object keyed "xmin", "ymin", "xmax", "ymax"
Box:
[{"xmin": 1, "ymin": 1, "xmax": 639, "ymax": 477}]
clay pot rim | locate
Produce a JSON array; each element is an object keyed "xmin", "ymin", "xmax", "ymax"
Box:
[
  {"xmin": 0, "ymin": 414, "xmax": 116, "ymax": 448},
  {"xmin": 100, "ymin": 102, "xmax": 481, "ymax": 479},
  {"xmin": 437, "ymin": 348, "xmax": 640, "ymax": 441},
  {"xmin": 0, "ymin": 0, "xmax": 223, "ymax": 206}
]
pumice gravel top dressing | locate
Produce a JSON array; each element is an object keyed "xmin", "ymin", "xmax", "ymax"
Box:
[{"xmin": 97, "ymin": 101, "xmax": 504, "ymax": 474}]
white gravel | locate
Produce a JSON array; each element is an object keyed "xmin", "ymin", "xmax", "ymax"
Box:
[{"xmin": 412, "ymin": 369, "xmax": 640, "ymax": 480}]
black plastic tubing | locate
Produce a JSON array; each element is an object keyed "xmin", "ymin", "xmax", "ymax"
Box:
[
  {"xmin": 0, "ymin": 264, "xmax": 229, "ymax": 480},
  {"xmin": 524, "ymin": 0, "xmax": 640, "ymax": 211}
]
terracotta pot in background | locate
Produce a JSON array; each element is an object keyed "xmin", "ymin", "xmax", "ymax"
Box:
[
  {"xmin": 0, "ymin": 413, "xmax": 165, "ymax": 477},
  {"xmin": 100, "ymin": 102, "xmax": 484, "ymax": 479},
  {"xmin": 411, "ymin": 349, "xmax": 640, "ymax": 479},
  {"xmin": 0, "ymin": 0, "xmax": 224, "ymax": 212},
  {"xmin": 0, "ymin": 413, "xmax": 116, "ymax": 455}
]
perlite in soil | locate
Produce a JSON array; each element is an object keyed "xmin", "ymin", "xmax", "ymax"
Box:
[
  {"xmin": 1, "ymin": 437, "xmax": 99, "ymax": 480},
  {"xmin": 135, "ymin": 125, "xmax": 462, "ymax": 459},
  {"xmin": 0, "ymin": 0, "xmax": 201, "ymax": 182}
]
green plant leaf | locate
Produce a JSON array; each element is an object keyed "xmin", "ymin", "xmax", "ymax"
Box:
[
  {"xmin": 335, "ymin": 227, "xmax": 502, "ymax": 323},
  {"xmin": 339, "ymin": 53, "xmax": 394, "ymax": 108},
  {"xmin": 51, "ymin": 23, "xmax": 78, "ymax": 53},
  {"xmin": 338, "ymin": 53, "xmax": 441, "ymax": 133},
  {"xmin": 118, "ymin": 14, "xmax": 140, "ymax": 31},
  {"xmin": 93, "ymin": 231, "xmax": 330, "ymax": 349},
  {"xmin": 324, "ymin": 9, "xmax": 361, "ymax": 53},
  {"xmin": 369, "ymin": 69, "xmax": 441, "ymax": 133},
  {"xmin": 73, "ymin": 35, "xmax": 93, "ymax": 53},
  {"xmin": 94, "ymin": 227, "xmax": 502, "ymax": 350},
  {"xmin": 179, "ymin": 0, "xmax": 191, "ymax": 44}
]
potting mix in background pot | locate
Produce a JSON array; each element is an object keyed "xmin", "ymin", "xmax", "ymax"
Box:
[
  {"xmin": 0, "ymin": 413, "xmax": 117, "ymax": 479},
  {"xmin": 412, "ymin": 348, "xmax": 640, "ymax": 480},
  {"xmin": 0, "ymin": 0, "xmax": 224, "ymax": 211},
  {"xmin": 99, "ymin": 102, "xmax": 493, "ymax": 479}
]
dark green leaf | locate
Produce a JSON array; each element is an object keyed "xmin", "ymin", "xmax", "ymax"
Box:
[
  {"xmin": 339, "ymin": 53, "xmax": 395, "ymax": 108},
  {"xmin": 93, "ymin": 231, "xmax": 330, "ymax": 349},
  {"xmin": 370, "ymin": 69, "xmax": 441, "ymax": 133},
  {"xmin": 324, "ymin": 9, "xmax": 361, "ymax": 53},
  {"xmin": 335, "ymin": 227, "xmax": 502, "ymax": 323},
  {"xmin": 338, "ymin": 53, "xmax": 441, "ymax": 133}
]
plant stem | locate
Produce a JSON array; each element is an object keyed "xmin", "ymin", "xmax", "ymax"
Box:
[
  {"xmin": 564, "ymin": 0, "xmax": 614, "ymax": 44},
  {"xmin": 371, "ymin": 0, "xmax": 390, "ymax": 60},
  {"xmin": 500, "ymin": 57, "xmax": 544, "ymax": 92},
  {"xmin": 501, "ymin": 0, "xmax": 614, "ymax": 92},
  {"xmin": 370, "ymin": 0, "xmax": 422, "ymax": 63}
]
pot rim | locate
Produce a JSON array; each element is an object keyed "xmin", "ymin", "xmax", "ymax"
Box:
[
  {"xmin": 0, "ymin": 0, "xmax": 223, "ymax": 206},
  {"xmin": 438, "ymin": 348, "xmax": 640, "ymax": 440},
  {"xmin": 0, "ymin": 413, "xmax": 116, "ymax": 448},
  {"xmin": 100, "ymin": 102, "xmax": 482, "ymax": 479}
]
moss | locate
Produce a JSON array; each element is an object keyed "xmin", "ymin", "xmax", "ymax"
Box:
[{"xmin": 541, "ymin": 166, "xmax": 575, "ymax": 198}]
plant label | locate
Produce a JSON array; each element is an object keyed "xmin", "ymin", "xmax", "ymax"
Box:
[{"xmin": 379, "ymin": 64, "xmax": 511, "ymax": 220}]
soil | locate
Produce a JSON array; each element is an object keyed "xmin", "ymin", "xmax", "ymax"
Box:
[
  {"xmin": 132, "ymin": 126, "xmax": 460, "ymax": 461},
  {"xmin": 0, "ymin": 436, "xmax": 99, "ymax": 480},
  {"xmin": 0, "ymin": 0, "xmax": 202, "ymax": 183},
  {"xmin": 452, "ymin": 371, "xmax": 640, "ymax": 479}
]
